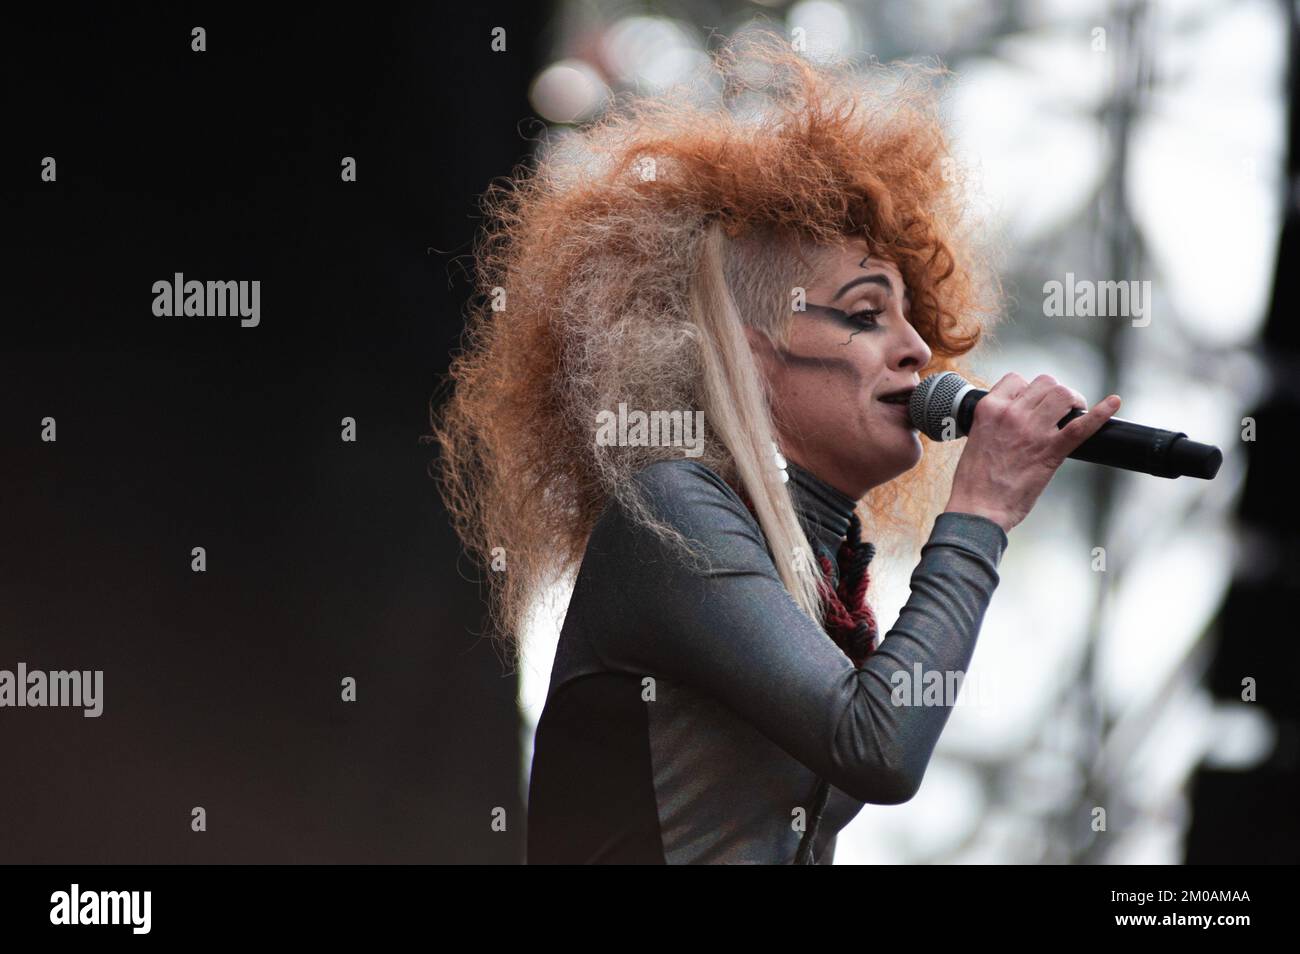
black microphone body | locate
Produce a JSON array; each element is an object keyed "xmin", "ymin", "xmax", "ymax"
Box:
[{"xmin": 908, "ymin": 371, "xmax": 1223, "ymax": 480}]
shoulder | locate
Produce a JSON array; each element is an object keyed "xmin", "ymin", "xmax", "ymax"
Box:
[
  {"xmin": 628, "ymin": 458, "xmax": 743, "ymax": 511},
  {"xmin": 567, "ymin": 459, "xmax": 788, "ymax": 677},
  {"xmin": 588, "ymin": 458, "xmax": 769, "ymax": 565}
]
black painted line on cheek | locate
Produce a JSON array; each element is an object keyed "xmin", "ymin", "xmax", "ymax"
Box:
[{"xmin": 771, "ymin": 343, "xmax": 859, "ymax": 379}]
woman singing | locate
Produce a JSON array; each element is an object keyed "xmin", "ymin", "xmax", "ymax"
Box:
[{"xmin": 431, "ymin": 32, "xmax": 1120, "ymax": 864}]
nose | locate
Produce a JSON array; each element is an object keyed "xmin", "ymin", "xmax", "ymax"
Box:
[{"xmin": 892, "ymin": 317, "xmax": 932, "ymax": 374}]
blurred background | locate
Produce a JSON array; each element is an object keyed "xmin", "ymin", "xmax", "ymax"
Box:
[
  {"xmin": 3, "ymin": 1, "xmax": 1296, "ymax": 864},
  {"xmin": 514, "ymin": 0, "xmax": 1299, "ymax": 864}
]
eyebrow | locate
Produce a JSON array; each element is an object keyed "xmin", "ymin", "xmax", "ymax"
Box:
[
  {"xmin": 832, "ymin": 257, "xmax": 913, "ymax": 305},
  {"xmin": 832, "ymin": 274, "xmax": 894, "ymax": 301}
]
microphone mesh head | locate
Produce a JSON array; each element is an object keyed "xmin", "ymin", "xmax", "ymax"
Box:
[{"xmin": 909, "ymin": 371, "xmax": 969, "ymax": 440}]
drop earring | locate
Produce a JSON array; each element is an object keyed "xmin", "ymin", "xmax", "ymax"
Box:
[{"xmin": 772, "ymin": 442, "xmax": 788, "ymax": 483}]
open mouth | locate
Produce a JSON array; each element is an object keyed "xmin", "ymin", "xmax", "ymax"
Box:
[{"xmin": 878, "ymin": 388, "xmax": 915, "ymax": 405}]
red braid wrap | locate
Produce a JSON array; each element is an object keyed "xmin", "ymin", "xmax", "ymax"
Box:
[{"xmin": 725, "ymin": 478, "xmax": 880, "ymax": 668}]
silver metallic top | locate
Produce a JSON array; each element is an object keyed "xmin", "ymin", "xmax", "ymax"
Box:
[{"xmin": 527, "ymin": 457, "xmax": 1009, "ymax": 864}]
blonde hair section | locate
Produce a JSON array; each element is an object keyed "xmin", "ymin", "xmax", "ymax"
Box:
[{"xmin": 692, "ymin": 222, "xmax": 826, "ymax": 626}]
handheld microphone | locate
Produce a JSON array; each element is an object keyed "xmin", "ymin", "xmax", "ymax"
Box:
[{"xmin": 907, "ymin": 371, "xmax": 1223, "ymax": 480}]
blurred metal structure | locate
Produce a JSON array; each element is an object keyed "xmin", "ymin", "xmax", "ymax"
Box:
[
  {"xmin": 1186, "ymin": 0, "xmax": 1300, "ymax": 864},
  {"xmin": 519, "ymin": 0, "xmax": 1291, "ymax": 863}
]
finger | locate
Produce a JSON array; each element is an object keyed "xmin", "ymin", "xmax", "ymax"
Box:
[
  {"xmin": 1053, "ymin": 395, "xmax": 1121, "ymax": 455},
  {"xmin": 1024, "ymin": 380, "xmax": 1058, "ymax": 414},
  {"xmin": 1035, "ymin": 384, "xmax": 1083, "ymax": 425},
  {"xmin": 1020, "ymin": 374, "xmax": 1059, "ymax": 410},
  {"xmin": 987, "ymin": 372, "xmax": 1028, "ymax": 401}
]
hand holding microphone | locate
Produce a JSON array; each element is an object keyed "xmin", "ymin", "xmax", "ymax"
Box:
[
  {"xmin": 914, "ymin": 370, "xmax": 1224, "ymax": 534},
  {"xmin": 931, "ymin": 373, "xmax": 1119, "ymax": 533}
]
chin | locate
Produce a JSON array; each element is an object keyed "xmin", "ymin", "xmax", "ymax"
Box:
[{"xmin": 877, "ymin": 438, "xmax": 924, "ymax": 483}]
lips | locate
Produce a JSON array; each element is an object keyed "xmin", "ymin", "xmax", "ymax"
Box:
[{"xmin": 877, "ymin": 387, "xmax": 916, "ymax": 405}]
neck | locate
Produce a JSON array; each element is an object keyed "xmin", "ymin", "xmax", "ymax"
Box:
[
  {"xmin": 785, "ymin": 459, "xmax": 859, "ymax": 555},
  {"xmin": 782, "ymin": 445, "xmax": 874, "ymax": 500}
]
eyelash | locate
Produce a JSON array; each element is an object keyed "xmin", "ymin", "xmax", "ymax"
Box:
[{"xmin": 846, "ymin": 308, "xmax": 883, "ymax": 327}]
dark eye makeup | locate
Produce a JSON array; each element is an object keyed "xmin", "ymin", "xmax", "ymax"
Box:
[{"xmin": 803, "ymin": 303, "xmax": 884, "ymax": 329}]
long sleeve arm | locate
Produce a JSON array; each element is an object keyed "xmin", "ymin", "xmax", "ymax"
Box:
[{"xmin": 577, "ymin": 459, "xmax": 1007, "ymax": 805}]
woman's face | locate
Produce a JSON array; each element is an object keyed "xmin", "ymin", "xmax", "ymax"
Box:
[{"xmin": 748, "ymin": 237, "xmax": 933, "ymax": 499}]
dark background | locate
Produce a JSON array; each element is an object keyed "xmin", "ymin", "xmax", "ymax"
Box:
[{"xmin": 1, "ymin": 5, "xmax": 552, "ymax": 862}]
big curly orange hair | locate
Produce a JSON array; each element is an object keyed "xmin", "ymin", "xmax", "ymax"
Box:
[{"xmin": 429, "ymin": 29, "xmax": 1002, "ymax": 665}]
